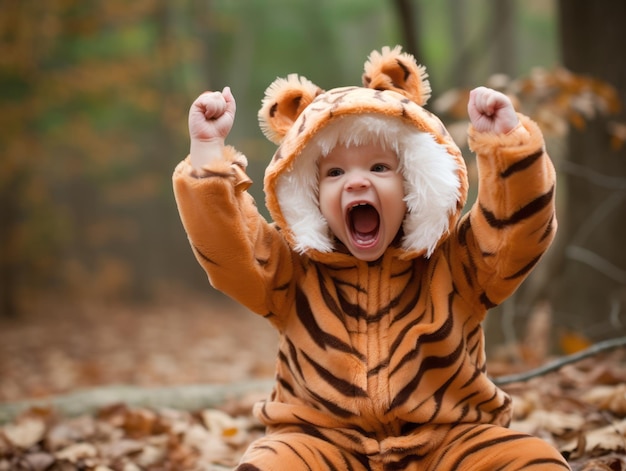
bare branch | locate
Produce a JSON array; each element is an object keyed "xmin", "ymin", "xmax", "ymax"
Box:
[
  {"xmin": 0, "ymin": 379, "xmax": 274, "ymax": 425},
  {"xmin": 493, "ymin": 336, "xmax": 626, "ymax": 386},
  {"xmin": 560, "ymin": 161, "xmax": 626, "ymax": 190},
  {"xmin": 566, "ymin": 245, "xmax": 626, "ymax": 284}
]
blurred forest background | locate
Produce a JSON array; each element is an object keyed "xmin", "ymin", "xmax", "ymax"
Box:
[{"xmin": 1, "ymin": 0, "xmax": 625, "ymax": 356}]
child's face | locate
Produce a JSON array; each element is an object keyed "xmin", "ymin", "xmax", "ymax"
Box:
[{"xmin": 318, "ymin": 142, "xmax": 406, "ymax": 261}]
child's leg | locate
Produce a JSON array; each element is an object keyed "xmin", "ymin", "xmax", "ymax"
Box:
[
  {"xmin": 422, "ymin": 423, "xmax": 570, "ymax": 471},
  {"xmin": 235, "ymin": 430, "xmax": 369, "ymax": 471}
]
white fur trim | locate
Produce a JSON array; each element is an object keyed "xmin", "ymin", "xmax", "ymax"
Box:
[
  {"xmin": 399, "ymin": 132, "xmax": 461, "ymax": 256},
  {"xmin": 275, "ymin": 114, "xmax": 461, "ymax": 257}
]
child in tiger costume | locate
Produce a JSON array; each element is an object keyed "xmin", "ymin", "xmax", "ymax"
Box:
[{"xmin": 173, "ymin": 46, "xmax": 570, "ymax": 470}]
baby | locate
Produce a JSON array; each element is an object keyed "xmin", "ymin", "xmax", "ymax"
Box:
[{"xmin": 174, "ymin": 46, "xmax": 569, "ymax": 470}]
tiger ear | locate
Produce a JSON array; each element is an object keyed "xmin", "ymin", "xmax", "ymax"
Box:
[
  {"xmin": 362, "ymin": 45, "xmax": 431, "ymax": 106},
  {"xmin": 258, "ymin": 74, "xmax": 323, "ymax": 144}
]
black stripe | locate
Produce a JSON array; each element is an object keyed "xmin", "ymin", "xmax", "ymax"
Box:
[
  {"xmin": 390, "ymin": 265, "xmax": 422, "ymax": 326},
  {"xmin": 285, "ymin": 337, "xmax": 305, "ymax": 378},
  {"xmin": 450, "ymin": 433, "xmax": 535, "ymax": 469},
  {"xmin": 389, "ymin": 296, "xmax": 460, "ymax": 410},
  {"xmin": 301, "ymin": 351, "xmax": 367, "ymax": 398},
  {"xmin": 460, "ymin": 262, "xmax": 473, "ymax": 289},
  {"xmin": 539, "ymin": 212, "xmax": 556, "ymax": 242},
  {"xmin": 417, "ymin": 342, "xmax": 467, "ymax": 420},
  {"xmin": 466, "ymin": 324, "xmax": 481, "ymax": 344},
  {"xmin": 474, "ymin": 387, "xmax": 499, "ymax": 411},
  {"xmin": 480, "ymin": 185, "xmax": 554, "ymax": 229},
  {"xmin": 465, "ymin": 325, "xmax": 482, "ymax": 359},
  {"xmin": 500, "ymin": 148, "xmax": 544, "ymax": 178},
  {"xmin": 332, "ymin": 277, "xmax": 367, "ymax": 293},
  {"xmin": 282, "ymin": 441, "xmax": 313, "ymax": 471},
  {"xmin": 397, "ymin": 58, "xmax": 411, "ymax": 81},
  {"xmin": 391, "ymin": 264, "xmax": 413, "ymax": 278},
  {"xmin": 369, "ymin": 293, "xmax": 402, "ymax": 323},
  {"xmin": 389, "ymin": 311, "xmax": 427, "ymax": 358},
  {"xmin": 386, "ymin": 451, "xmax": 428, "ymax": 470},
  {"xmin": 367, "ymin": 358, "xmax": 389, "ymax": 377},
  {"xmin": 454, "ymin": 390, "xmax": 481, "ymax": 410},
  {"xmin": 487, "ymin": 394, "xmax": 512, "ymax": 420},
  {"xmin": 192, "ymin": 244, "xmax": 218, "ymax": 266},
  {"xmin": 294, "ymin": 415, "xmax": 372, "ymax": 443},
  {"xmin": 336, "ymin": 289, "xmax": 363, "ymax": 320},
  {"xmin": 479, "ymin": 292, "xmax": 497, "ymax": 309},
  {"xmin": 389, "ymin": 338, "xmax": 464, "ymax": 411},
  {"xmin": 457, "ymin": 216, "xmax": 472, "ymax": 246},
  {"xmin": 320, "ymin": 452, "xmax": 342, "ymax": 471},
  {"xmin": 295, "ymin": 287, "xmax": 357, "ymax": 356},
  {"xmin": 273, "ymin": 281, "xmax": 290, "ymax": 292},
  {"xmin": 277, "ymin": 376, "xmax": 296, "ymax": 396},
  {"xmin": 296, "ymin": 423, "xmax": 334, "ymax": 444},
  {"xmin": 504, "ymin": 254, "xmax": 542, "ymax": 280},
  {"xmin": 236, "ymin": 464, "xmax": 262, "ymax": 471},
  {"xmin": 315, "ymin": 266, "xmax": 347, "ymax": 321},
  {"xmin": 391, "ymin": 307, "xmax": 454, "ymax": 376},
  {"xmin": 305, "ymin": 387, "xmax": 355, "ymax": 418},
  {"xmin": 369, "ymin": 307, "xmax": 426, "ymax": 376},
  {"xmin": 525, "ymin": 458, "xmax": 570, "ymax": 469}
]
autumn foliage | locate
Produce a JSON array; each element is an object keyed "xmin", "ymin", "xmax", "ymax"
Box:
[{"xmin": 0, "ymin": 0, "xmax": 195, "ymax": 313}]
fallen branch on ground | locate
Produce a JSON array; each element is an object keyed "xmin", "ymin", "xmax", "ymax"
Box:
[
  {"xmin": 0, "ymin": 379, "xmax": 274, "ymax": 424},
  {"xmin": 493, "ymin": 336, "xmax": 626, "ymax": 386},
  {"xmin": 2, "ymin": 338, "xmax": 624, "ymax": 423}
]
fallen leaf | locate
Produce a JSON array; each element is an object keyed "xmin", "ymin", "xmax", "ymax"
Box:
[
  {"xmin": 202, "ymin": 409, "xmax": 251, "ymax": 446},
  {"xmin": 55, "ymin": 441, "xmax": 98, "ymax": 463},
  {"xmin": 122, "ymin": 407, "xmax": 159, "ymax": 439},
  {"xmin": 583, "ymin": 385, "xmax": 626, "ymax": 416},
  {"xmin": 135, "ymin": 443, "xmax": 166, "ymax": 468},
  {"xmin": 524, "ymin": 410, "xmax": 586, "ymax": 436},
  {"xmin": 46, "ymin": 415, "xmax": 97, "ymax": 450},
  {"xmin": 1, "ymin": 417, "xmax": 46, "ymax": 449},
  {"xmin": 563, "ymin": 420, "xmax": 626, "ymax": 455},
  {"xmin": 98, "ymin": 438, "xmax": 143, "ymax": 461},
  {"xmin": 184, "ymin": 423, "xmax": 231, "ymax": 464},
  {"xmin": 578, "ymin": 456, "xmax": 626, "ymax": 471},
  {"xmin": 21, "ymin": 451, "xmax": 55, "ymax": 471},
  {"xmin": 560, "ymin": 331, "xmax": 593, "ymax": 354}
]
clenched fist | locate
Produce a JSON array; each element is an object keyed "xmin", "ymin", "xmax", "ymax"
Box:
[
  {"xmin": 468, "ymin": 87, "xmax": 519, "ymax": 134},
  {"xmin": 188, "ymin": 87, "xmax": 237, "ymax": 170}
]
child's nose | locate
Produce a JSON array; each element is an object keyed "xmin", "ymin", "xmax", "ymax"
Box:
[{"xmin": 345, "ymin": 174, "xmax": 371, "ymax": 191}]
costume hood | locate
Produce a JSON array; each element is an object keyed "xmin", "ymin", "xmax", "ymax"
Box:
[{"xmin": 260, "ymin": 46, "xmax": 468, "ymax": 260}]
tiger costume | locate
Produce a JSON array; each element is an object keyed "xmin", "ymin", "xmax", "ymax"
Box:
[{"xmin": 173, "ymin": 46, "xmax": 569, "ymax": 470}]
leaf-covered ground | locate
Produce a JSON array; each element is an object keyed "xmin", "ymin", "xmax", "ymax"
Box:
[{"xmin": 0, "ymin": 294, "xmax": 625, "ymax": 470}]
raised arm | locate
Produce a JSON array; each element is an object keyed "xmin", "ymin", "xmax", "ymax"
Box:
[
  {"xmin": 456, "ymin": 87, "xmax": 557, "ymax": 307},
  {"xmin": 173, "ymin": 89, "xmax": 294, "ymax": 322}
]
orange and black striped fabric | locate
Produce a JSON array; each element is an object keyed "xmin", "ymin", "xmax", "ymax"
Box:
[
  {"xmin": 173, "ymin": 119, "xmax": 568, "ymax": 470},
  {"xmin": 173, "ymin": 46, "xmax": 569, "ymax": 471}
]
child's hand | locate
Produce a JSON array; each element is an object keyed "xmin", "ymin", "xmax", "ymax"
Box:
[
  {"xmin": 468, "ymin": 86, "xmax": 519, "ymax": 134},
  {"xmin": 188, "ymin": 87, "xmax": 236, "ymax": 143},
  {"xmin": 188, "ymin": 87, "xmax": 236, "ymax": 170}
]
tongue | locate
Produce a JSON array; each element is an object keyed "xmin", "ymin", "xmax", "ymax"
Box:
[{"xmin": 351, "ymin": 205, "xmax": 379, "ymax": 235}]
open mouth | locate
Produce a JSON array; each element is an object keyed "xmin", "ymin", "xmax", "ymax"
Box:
[{"xmin": 348, "ymin": 203, "xmax": 380, "ymax": 246}]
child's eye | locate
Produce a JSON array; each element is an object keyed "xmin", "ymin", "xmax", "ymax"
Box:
[
  {"xmin": 327, "ymin": 168, "xmax": 344, "ymax": 177},
  {"xmin": 371, "ymin": 163, "xmax": 390, "ymax": 173}
]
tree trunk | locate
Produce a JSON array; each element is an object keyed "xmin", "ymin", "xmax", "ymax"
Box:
[
  {"xmin": 551, "ymin": 1, "xmax": 626, "ymax": 340},
  {"xmin": 490, "ymin": 0, "xmax": 516, "ymax": 78},
  {"xmin": 392, "ymin": 0, "xmax": 421, "ymax": 59}
]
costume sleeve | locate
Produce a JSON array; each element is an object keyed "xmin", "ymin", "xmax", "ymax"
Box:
[
  {"xmin": 454, "ymin": 114, "xmax": 557, "ymax": 308},
  {"xmin": 172, "ymin": 146, "xmax": 294, "ymax": 324}
]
